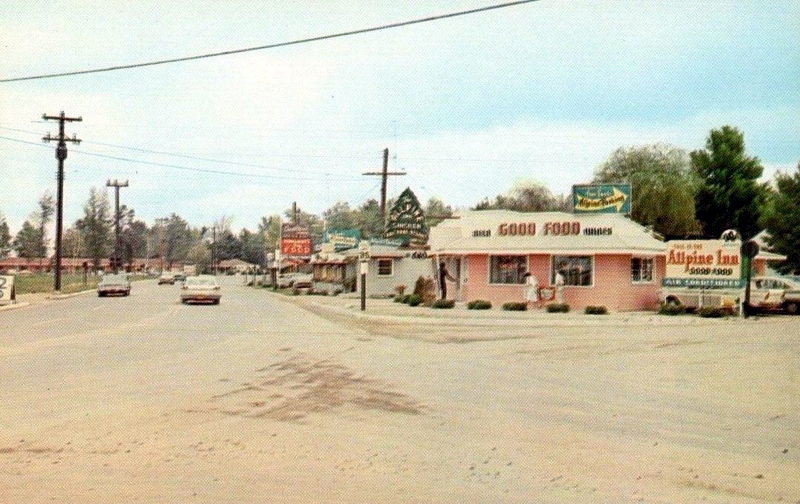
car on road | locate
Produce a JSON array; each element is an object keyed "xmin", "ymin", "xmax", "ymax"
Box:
[
  {"xmin": 97, "ymin": 273, "xmax": 131, "ymax": 297},
  {"xmin": 291, "ymin": 273, "xmax": 313, "ymax": 289},
  {"xmin": 174, "ymin": 272, "xmax": 187, "ymax": 282},
  {"xmin": 750, "ymin": 276, "xmax": 800, "ymax": 314},
  {"xmin": 180, "ymin": 275, "xmax": 222, "ymax": 305},
  {"xmin": 158, "ymin": 272, "xmax": 176, "ymax": 285}
]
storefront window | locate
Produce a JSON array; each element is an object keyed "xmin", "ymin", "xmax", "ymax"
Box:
[
  {"xmin": 552, "ymin": 255, "xmax": 593, "ymax": 286},
  {"xmin": 490, "ymin": 255, "xmax": 527, "ymax": 284},
  {"xmin": 631, "ymin": 257, "xmax": 654, "ymax": 283},
  {"xmin": 377, "ymin": 259, "xmax": 393, "ymax": 276}
]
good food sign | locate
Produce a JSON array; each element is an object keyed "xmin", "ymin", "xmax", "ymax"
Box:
[
  {"xmin": 280, "ymin": 223, "xmax": 312, "ymax": 257},
  {"xmin": 663, "ymin": 240, "xmax": 742, "ymax": 288}
]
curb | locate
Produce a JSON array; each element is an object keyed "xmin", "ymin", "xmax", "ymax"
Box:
[
  {"xmin": 262, "ymin": 290, "xmax": 742, "ymax": 328},
  {"xmin": 0, "ymin": 302, "xmax": 31, "ymax": 312}
]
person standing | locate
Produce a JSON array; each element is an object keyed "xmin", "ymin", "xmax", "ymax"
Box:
[
  {"xmin": 523, "ymin": 271, "xmax": 539, "ymax": 309},
  {"xmin": 438, "ymin": 261, "xmax": 456, "ymax": 300},
  {"xmin": 555, "ymin": 269, "xmax": 566, "ymax": 304}
]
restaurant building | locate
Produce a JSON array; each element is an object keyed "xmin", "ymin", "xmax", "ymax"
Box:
[{"xmin": 428, "ymin": 210, "xmax": 668, "ymax": 311}]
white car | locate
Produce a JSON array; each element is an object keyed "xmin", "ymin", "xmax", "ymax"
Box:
[{"xmin": 180, "ymin": 275, "xmax": 222, "ymax": 305}]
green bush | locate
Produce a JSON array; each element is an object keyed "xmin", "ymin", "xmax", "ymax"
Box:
[
  {"xmin": 584, "ymin": 305, "xmax": 608, "ymax": 315},
  {"xmin": 406, "ymin": 294, "xmax": 422, "ymax": 307},
  {"xmin": 393, "ymin": 294, "xmax": 404, "ymax": 303},
  {"xmin": 401, "ymin": 294, "xmax": 412, "ymax": 304},
  {"xmin": 432, "ymin": 299, "xmax": 455, "ymax": 309},
  {"xmin": 502, "ymin": 302, "xmax": 527, "ymax": 311},
  {"xmin": 698, "ymin": 306, "xmax": 728, "ymax": 318},
  {"xmin": 546, "ymin": 303, "xmax": 570, "ymax": 313},
  {"xmin": 658, "ymin": 302, "xmax": 686, "ymax": 316},
  {"xmin": 467, "ymin": 299, "xmax": 492, "ymax": 310}
]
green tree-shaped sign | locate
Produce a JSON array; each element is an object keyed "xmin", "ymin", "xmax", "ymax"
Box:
[{"xmin": 385, "ymin": 187, "xmax": 428, "ymax": 246}]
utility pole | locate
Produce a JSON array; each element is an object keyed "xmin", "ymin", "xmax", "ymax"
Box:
[
  {"xmin": 363, "ymin": 148, "xmax": 405, "ymax": 228},
  {"xmin": 292, "ymin": 201, "xmax": 298, "ymax": 225},
  {"xmin": 106, "ymin": 179, "xmax": 129, "ymax": 273},
  {"xmin": 212, "ymin": 225, "xmax": 217, "ymax": 275},
  {"xmin": 42, "ymin": 111, "xmax": 82, "ymax": 292}
]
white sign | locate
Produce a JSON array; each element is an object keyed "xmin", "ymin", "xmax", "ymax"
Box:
[
  {"xmin": 0, "ymin": 275, "xmax": 15, "ymax": 305},
  {"xmin": 359, "ymin": 241, "xmax": 370, "ymax": 262},
  {"xmin": 359, "ymin": 262, "xmax": 369, "ymax": 275},
  {"xmin": 664, "ymin": 240, "xmax": 742, "ymax": 288}
]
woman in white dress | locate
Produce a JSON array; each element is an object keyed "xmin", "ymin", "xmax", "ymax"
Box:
[{"xmin": 523, "ymin": 272, "xmax": 539, "ymax": 309}]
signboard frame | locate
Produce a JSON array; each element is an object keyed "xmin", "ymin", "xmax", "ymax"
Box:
[
  {"xmin": 663, "ymin": 240, "xmax": 743, "ymax": 288},
  {"xmin": 572, "ymin": 183, "xmax": 632, "ymax": 214},
  {"xmin": 0, "ymin": 275, "xmax": 16, "ymax": 305}
]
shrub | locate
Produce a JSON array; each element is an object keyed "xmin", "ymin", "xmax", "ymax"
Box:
[
  {"xmin": 291, "ymin": 287, "xmax": 300, "ymax": 296},
  {"xmin": 413, "ymin": 276, "xmax": 437, "ymax": 307},
  {"xmin": 698, "ymin": 306, "xmax": 727, "ymax": 318},
  {"xmin": 658, "ymin": 302, "xmax": 686, "ymax": 316},
  {"xmin": 546, "ymin": 303, "xmax": 570, "ymax": 313},
  {"xmin": 401, "ymin": 294, "xmax": 412, "ymax": 304},
  {"xmin": 502, "ymin": 302, "xmax": 527, "ymax": 311},
  {"xmin": 584, "ymin": 305, "xmax": 608, "ymax": 315},
  {"xmin": 467, "ymin": 299, "xmax": 492, "ymax": 310},
  {"xmin": 406, "ymin": 294, "xmax": 422, "ymax": 307},
  {"xmin": 393, "ymin": 294, "xmax": 404, "ymax": 303},
  {"xmin": 432, "ymin": 299, "xmax": 455, "ymax": 309}
]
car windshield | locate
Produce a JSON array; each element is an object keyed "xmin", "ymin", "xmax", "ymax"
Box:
[
  {"xmin": 186, "ymin": 276, "xmax": 217, "ymax": 287},
  {"xmin": 102, "ymin": 274, "xmax": 127, "ymax": 283}
]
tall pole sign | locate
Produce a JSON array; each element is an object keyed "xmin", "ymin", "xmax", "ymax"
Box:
[{"xmin": 42, "ymin": 111, "xmax": 82, "ymax": 291}]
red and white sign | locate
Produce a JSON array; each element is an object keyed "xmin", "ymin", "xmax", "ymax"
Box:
[{"xmin": 281, "ymin": 223, "xmax": 312, "ymax": 258}]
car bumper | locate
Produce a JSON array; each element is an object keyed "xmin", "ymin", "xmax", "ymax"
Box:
[{"xmin": 180, "ymin": 293, "xmax": 221, "ymax": 302}]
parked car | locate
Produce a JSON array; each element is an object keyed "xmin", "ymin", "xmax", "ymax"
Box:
[
  {"xmin": 291, "ymin": 273, "xmax": 314, "ymax": 289},
  {"xmin": 158, "ymin": 272, "xmax": 176, "ymax": 285},
  {"xmin": 750, "ymin": 276, "xmax": 800, "ymax": 314},
  {"xmin": 173, "ymin": 272, "xmax": 187, "ymax": 282},
  {"xmin": 97, "ymin": 273, "xmax": 131, "ymax": 297},
  {"xmin": 180, "ymin": 275, "xmax": 222, "ymax": 305},
  {"xmin": 276, "ymin": 273, "xmax": 300, "ymax": 288}
]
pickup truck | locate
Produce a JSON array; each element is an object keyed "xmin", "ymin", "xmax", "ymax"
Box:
[{"xmin": 661, "ymin": 276, "xmax": 800, "ymax": 314}]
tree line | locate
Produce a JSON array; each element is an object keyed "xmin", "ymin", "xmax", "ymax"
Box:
[{"xmin": 1, "ymin": 125, "xmax": 798, "ymax": 273}]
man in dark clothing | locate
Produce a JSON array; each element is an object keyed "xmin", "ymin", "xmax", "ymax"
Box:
[{"xmin": 439, "ymin": 261, "xmax": 456, "ymax": 300}]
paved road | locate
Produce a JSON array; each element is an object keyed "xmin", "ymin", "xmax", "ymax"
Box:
[{"xmin": 1, "ymin": 277, "xmax": 798, "ymax": 503}]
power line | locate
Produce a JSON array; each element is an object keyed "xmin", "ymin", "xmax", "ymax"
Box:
[
  {"xmin": 0, "ymin": 0, "xmax": 540, "ymax": 83},
  {"xmin": 0, "ymin": 135, "xmax": 366, "ymax": 183},
  {"xmin": 0, "ymin": 126, "xmax": 365, "ymax": 178}
]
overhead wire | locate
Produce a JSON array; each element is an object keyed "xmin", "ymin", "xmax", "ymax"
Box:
[
  {"xmin": 0, "ymin": 135, "xmax": 371, "ymax": 183},
  {"xmin": 0, "ymin": 0, "xmax": 539, "ymax": 82}
]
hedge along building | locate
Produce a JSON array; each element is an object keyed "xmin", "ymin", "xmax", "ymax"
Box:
[{"xmin": 428, "ymin": 210, "xmax": 668, "ymax": 311}]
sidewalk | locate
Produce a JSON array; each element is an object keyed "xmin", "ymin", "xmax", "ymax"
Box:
[
  {"xmin": 0, "ymin": 288, "xmax": 95, "ymax": 312},
  {"xmin": 265, "ymin": 290, "xmax": 745, "ymax": 328}
]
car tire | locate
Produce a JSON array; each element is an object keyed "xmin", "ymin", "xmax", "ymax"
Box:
[{"xmin": 785, "ymin": 302, "xmax": 799, "ymax": 315}]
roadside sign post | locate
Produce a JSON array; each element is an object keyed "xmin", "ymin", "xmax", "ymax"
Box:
[
  {"xmin": 273, "ymin": 249, "xmax": 281, "ymax": 291},
  {"xmin": 741, "ymin": 240, "xmax": 760, "ymax": 318},
  {"xmin": 359, "ymin": 242, "xmax": 370, "ymax": 311}
]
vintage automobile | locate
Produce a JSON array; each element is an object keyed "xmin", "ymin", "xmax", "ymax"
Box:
[
  {"xmin": 749, "ymin": 276, "xmax": 800, "ymax": 314},
  {"xmin": 158, "ymin": 272, "xmax": 176, "ymax": 285},
  {"xmin": 180, "ymin": 275, "xmax": 222, "ymax": 305},
  {"xmin": 97, "ymin": 273, "xmax": 131, "ymax": 297}
]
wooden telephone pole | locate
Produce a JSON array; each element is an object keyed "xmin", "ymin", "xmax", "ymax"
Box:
[
  {"xmin": 42, "ymin": 111, "xmax": 82, "ymax": 291},
  {"xmin": 106, "ymin": 179, "xmax": 129, "ymax": 273},
  {"xmin": 362, "ymin": 148, "xmax": 406, "ymax": 227}
]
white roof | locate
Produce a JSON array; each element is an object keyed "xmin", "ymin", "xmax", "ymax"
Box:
[{"xmin": 429, "ymin": 210, "xmax": 666, "ymax": 255}]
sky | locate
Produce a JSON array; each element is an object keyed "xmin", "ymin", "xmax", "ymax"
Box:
[{"xmin": 1, "ymin": 0, "xmax": 798, "ymax": 236}]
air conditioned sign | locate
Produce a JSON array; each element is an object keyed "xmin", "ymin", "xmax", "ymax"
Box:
[{"xmin": 663, "ymin": 240, "xmax": 742, "ymax": 288}]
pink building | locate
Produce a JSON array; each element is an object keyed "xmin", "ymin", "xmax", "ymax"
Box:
[{"xmin": 428, "ymin": 210, "xmax": 668, "ymax": 311}]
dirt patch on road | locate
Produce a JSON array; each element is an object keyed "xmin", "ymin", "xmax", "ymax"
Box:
[{"xmin": 196, "ymin": 354, "xmax": 424, "ymax": 422}]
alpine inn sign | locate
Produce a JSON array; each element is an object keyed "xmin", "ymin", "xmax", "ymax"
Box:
[{"xmin": 572, "ymin": 184, "xmax": 632, "ymax": 214}]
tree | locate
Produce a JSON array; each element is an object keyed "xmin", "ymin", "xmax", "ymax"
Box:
[
  {"xmin": 594, "ymin": 144, "xmax": 700, "ymax": 237},
  {"xmin": 761, "ymin": 163, "xmax": 800, "ymax": 273},
  {"xmin": 33, "ymin": 191, "xmax": 55, "ymax": 260},
  {"xmin": 13, "ymin": 220, "xmax": 41, "ymax": 259},
  {"xmin": 162, "ymin": 214, "xmax": 193, "ymax": 268},
  {"xmin": 473, "ymin": 179, "xmax": 568, "ymax": 212},
  {"xmin": 322, "ymin": 201, "xmax": 356, "ymax": 231},
  {"xmin": 352, "ymin": 198, "xmax": 384, "ymax": 238},
  {"xmin": 692, "ymin": 126, "xmax": 768, "ymax": 240},
  {"xmin": 258, "ymin": 215, "xmax": 282, "ymax": 252},
  {"xmin": 0, "ymin": 212, "xmax": 11, "ymax": 258},
  {"xmin": 187, "ymin": 242, "xmax": 211, "ymax": 273},
  {"xmin": 424, "ymin": 197, "xmax": 454, "ymax": 227},
  {"xmin": 75, "ymin": 187, "xmax": 112, "ymax": 269},
  {"xmin": 284, "ymin": 206, "xmax": 324, "ymax": 246},
  {"xmin": 118, "ymin": 205, "xmax": 148, "ymax": 266}
]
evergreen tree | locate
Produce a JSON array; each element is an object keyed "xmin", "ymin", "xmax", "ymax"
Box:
[
  {"xmin": 761, "ymin": 163, "xmax": 800, "ymax": 274},
  {"xmin": 0, "ymin": 212, "xmax": 11, "ymax": 258},
  {"xmin": 13, "ymin": 220, "xmax": 41, "ymax": 259},
  {"xmin": 692, "ymin": 126, "xmax": 768, "ymax": 239},
  {"xmin": 75, "ymin": 188, "xmax": 112, "ymax": 269}
]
